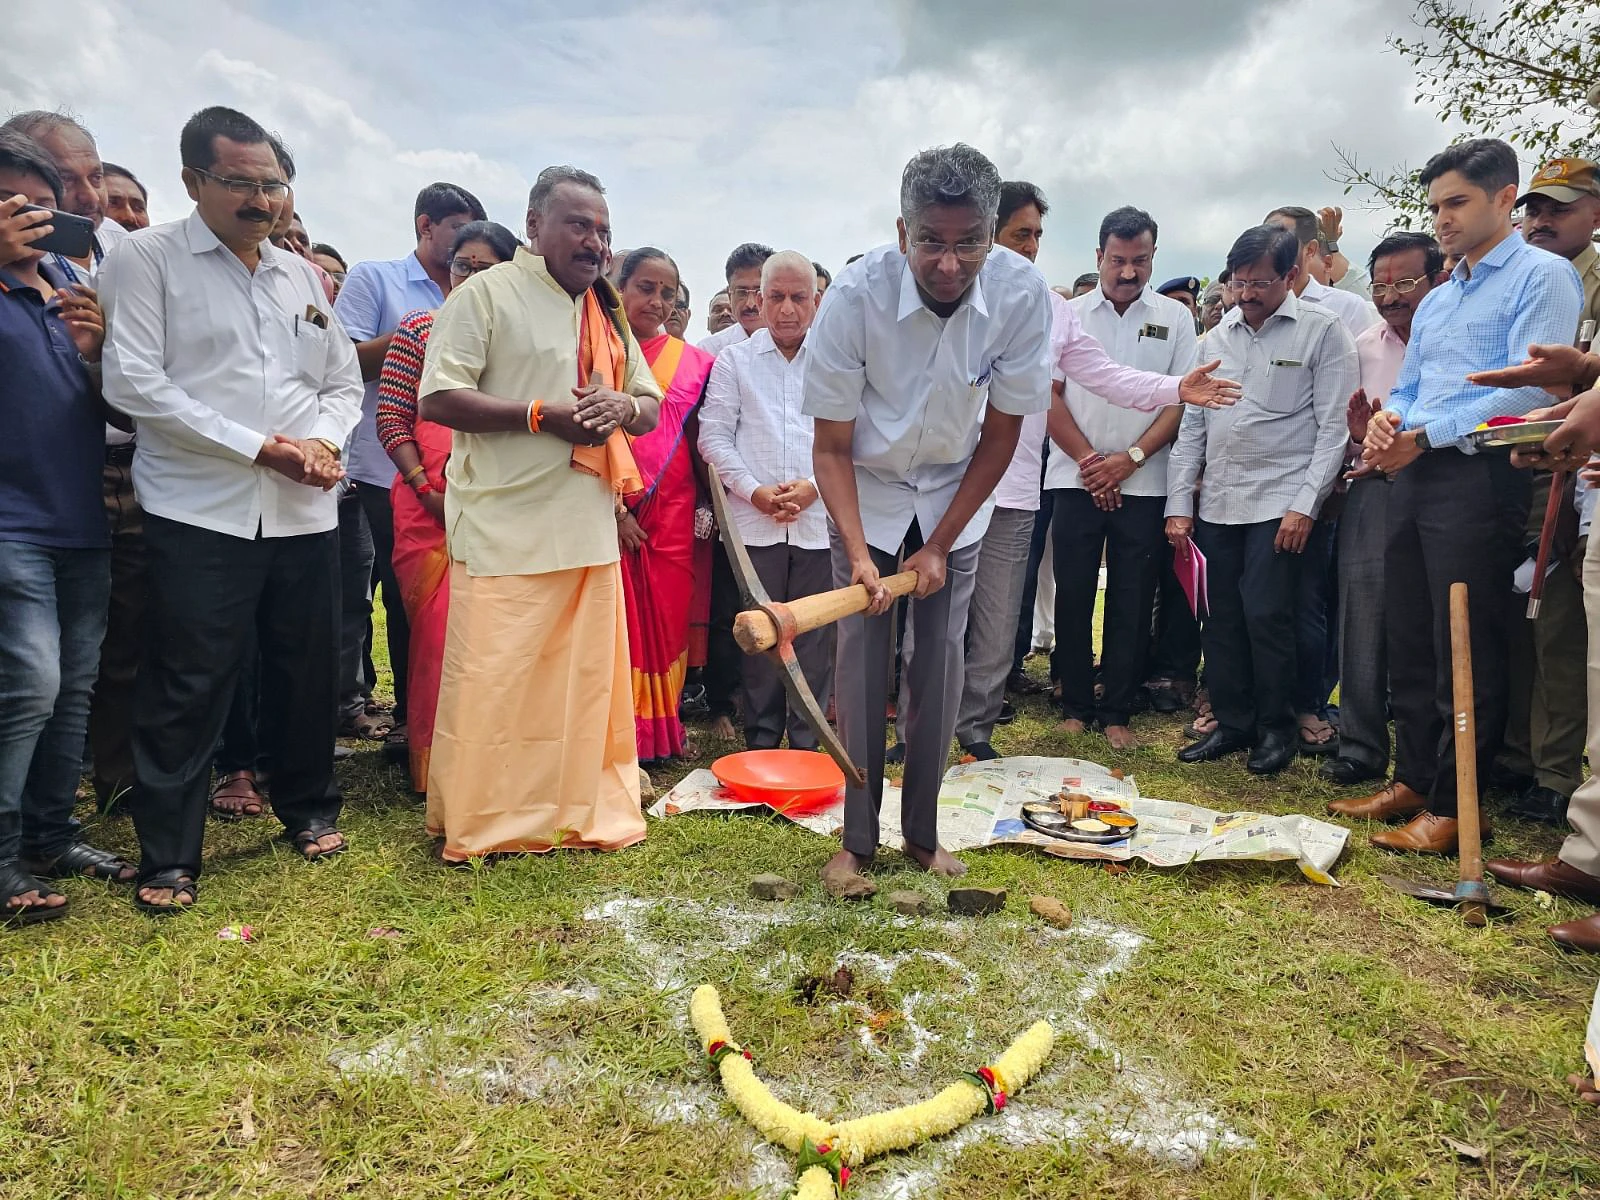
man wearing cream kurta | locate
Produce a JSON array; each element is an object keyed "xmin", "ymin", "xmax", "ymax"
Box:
[{"xmin": 418, "ymin": 166, "xmax": 661, "ymax": 861}]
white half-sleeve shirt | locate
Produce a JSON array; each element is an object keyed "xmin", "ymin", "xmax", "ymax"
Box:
[{"xmin": 801, "ymin": 243, "xmax": 1053, "ymax": 554}]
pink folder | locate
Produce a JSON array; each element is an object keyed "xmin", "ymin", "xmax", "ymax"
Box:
[{"xmin": 1174, "ymin": 539, "xmax": 1208, "ymax": 618}]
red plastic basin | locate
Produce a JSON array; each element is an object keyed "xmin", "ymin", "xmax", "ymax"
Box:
[{"xmin": 711, "ymin": 749, "xmax": 845, "ymax": 816}]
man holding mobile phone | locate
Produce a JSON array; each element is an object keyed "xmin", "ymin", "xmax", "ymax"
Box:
[{"xmin": 0, "ymin": 112, "xmax": 144, "ymax": 815}]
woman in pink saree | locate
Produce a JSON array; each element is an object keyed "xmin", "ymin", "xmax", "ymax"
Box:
[
  {"xmin": 615, "ymin": 248, "xmax": 715, "ymax": 764},
  {"xmin": 377, "ymin": 221, "xmax": 519, "ymax": 800}
]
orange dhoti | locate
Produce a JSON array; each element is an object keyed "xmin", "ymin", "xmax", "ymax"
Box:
[{"xmin": 427, "ymin": 559, "xmax": 645, "ymax": 860}]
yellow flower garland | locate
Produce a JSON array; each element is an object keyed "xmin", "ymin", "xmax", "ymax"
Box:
[{"xmin": 690, "ymin": 984, "xmax": 1054, "ymax": 1193}]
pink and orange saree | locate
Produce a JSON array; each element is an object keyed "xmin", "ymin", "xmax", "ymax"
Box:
[{"xmin": 622, "ymin": 334, "xmax": 715, "ymax": 761}]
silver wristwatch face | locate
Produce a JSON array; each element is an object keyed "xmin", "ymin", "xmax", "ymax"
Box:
[{"xmin": 1128, "ymin": 446, "xmax": 1146, "ymax": 466}]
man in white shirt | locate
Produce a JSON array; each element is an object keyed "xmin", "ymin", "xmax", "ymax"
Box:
[
  {"xmin": 699, "ymin": 250, "xmax": 833, "ymax": 750},
  {"xmin": 806, "ymin": 145, "xmax": 1051, "ymax": 891},
  {"xmin": 698, "ymin": 242, "xmax": 773, "ymax": 356},
  {"xmin": 101, "ymin": 106, "xmax": 363, "ymax": 913},
  {"xmin": 1049, "ymin": 207, "xmax": 1197, "ymax": 750},
  {"xmin": 1166, "ymin": 225, "xmax": 1358, "ymax": 776},
  {"xmin": 0, "ymin": 112, "xmax": 139, "ymax": 810},
  {"xmin": 1264, "ymin": 206, "xmax": 1378, "ymax": 338}
]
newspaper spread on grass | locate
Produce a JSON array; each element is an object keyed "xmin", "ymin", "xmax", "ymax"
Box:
[{"xmin": 649, "ymin": 755, "xmax": 1349, "ymax": 885}]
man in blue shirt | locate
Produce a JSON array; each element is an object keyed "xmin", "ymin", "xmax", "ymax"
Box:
[
  {"xmin": 1353, "ymin": 138, "xmax": 1583, "ymax": 854},
  {"xmin": 332, "ymin": 182, "xmax": 485, "ymax": 756},
  {"xmin": 0, "ymin": 130, "xmax": 135, "ymax": 923}
]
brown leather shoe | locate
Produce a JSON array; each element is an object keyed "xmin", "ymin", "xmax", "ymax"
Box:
[
  {"xmin": 1548, "ymin": 912, "xmax": 1600, "ymax": 954},
  {"xmin": 1370, "ymin": 811, "xmax": 1486, "ymax": 855},
  {"xmin": 1484, "ymin": 858, "xmax": 1600, "ymax": 906},
  {"xmin": 1328, "ymin": 781, "xmax": 1428, "ymax": 821}
]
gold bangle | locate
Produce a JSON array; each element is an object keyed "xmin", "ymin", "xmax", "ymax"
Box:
[{"xmin": 402, "ymin": 464, "xmax": 426, "ymax": 484}]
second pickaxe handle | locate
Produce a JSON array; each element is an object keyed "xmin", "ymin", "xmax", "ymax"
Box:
[{"xmin": 734, "ymin": 571, "xmax": 921, "ymax": 654}]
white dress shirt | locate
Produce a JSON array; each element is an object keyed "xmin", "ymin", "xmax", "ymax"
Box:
[
  {"xmin": 101, "ymin": 212, "xmax": 363, "ymax": 539},
  {"xmin": 990, "ymin": 291, "xmax": 1076, "ymax": 513},
  {"xmin": 802, "ymin": 243, "xmax": 1052, "ymax": 554},
  {"xmin": 1166, "ymin": 290, "xmax": 1358, "ymax": 525},
  {"xmin": 1046, "ymin": 286, "xmax": 1200, "ymax": 497},
  {"xmin": 697, "ymin": 321, "xmax": 749, "ymax": 356},
  {"xmin": 698, "ymin": 328, "xmax": 829, "ymax": 550},
  {"xmin": 1302, "ymin": 275, "xmax": 1378, "ymax": 339},
  {"xmin": 1049, "ymin": 286, "xmax": 1184, "ymax": 410}
]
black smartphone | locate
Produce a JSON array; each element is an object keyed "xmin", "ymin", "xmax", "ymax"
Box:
[{"xmin": 18, "ymin": 205, "xmax": 96, "ymax": 259}]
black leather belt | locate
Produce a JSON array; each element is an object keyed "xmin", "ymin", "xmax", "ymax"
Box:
[{"xmin": 105, "ymin": 443, "xmax": 135, "ymax": 466}]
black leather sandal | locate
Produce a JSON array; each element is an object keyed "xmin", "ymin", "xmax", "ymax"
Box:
[
  {"xmin": 24, "ymin": 842, "xmax": 136, "ymax": 883},
  {"xmin": 1, "ymin": 862, "xmax": 67, "ymax": 926},
  {"xmin": 132, "ymin": 868, "xmax": 197, "ymax": 916}
]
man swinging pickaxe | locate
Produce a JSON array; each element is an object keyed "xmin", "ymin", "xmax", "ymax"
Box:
[{"xmin": 706, "ymin": 465, "xmax": 919, "ymax": 786}]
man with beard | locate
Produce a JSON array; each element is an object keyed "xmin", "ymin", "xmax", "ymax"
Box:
[{"xmin": 100, "ymin": 106, "xmax": 363, "ymax": 911}]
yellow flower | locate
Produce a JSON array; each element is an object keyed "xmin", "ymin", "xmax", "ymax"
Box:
[{"xmin": 792, "ymin": 1165, "xmax": 836, "ymax": 1200}]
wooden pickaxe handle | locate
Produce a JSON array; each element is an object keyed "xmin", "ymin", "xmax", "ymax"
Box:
[
  {"xmin": 1449, "ymin": 582, "xmax": 1488, "ymax": 927},
  {"xmin": 734, "ymin": 570, "xmax": 921, "ymax": 654}
]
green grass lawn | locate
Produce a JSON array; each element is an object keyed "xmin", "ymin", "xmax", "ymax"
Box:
[{"xmin": 3, "ymin": 618, "xmax": 1599, "ymax": 1199}]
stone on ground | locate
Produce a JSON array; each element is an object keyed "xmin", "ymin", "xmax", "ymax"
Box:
[
  {"xmin": 822, "ymin": 871, "xmax": 877, "ymax": 900},
  {"xmin": 1029, "ymin": 895, "xmax": 1073, "ymax": 928},
  {"xmin": 948, "ymin": 885, "xmax": 1007, "ymax": 916},
  {"xmin": 638, "ymin": 769, "xmax": 657, "ymax": 803},
  {"xmin": 749, "ymin": 874, "xmax": 799, "ymax": 901},
  {"xmin": 885, "ymin": 889, "xmax": 936, "ymax": 917}
]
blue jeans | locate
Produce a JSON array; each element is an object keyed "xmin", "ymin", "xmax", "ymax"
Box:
[{"xmin": 0, "ymin": 541, "xmax": 111, "ymax": 863}]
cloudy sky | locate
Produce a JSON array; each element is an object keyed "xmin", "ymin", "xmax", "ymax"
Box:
[{"xmin": 5, "ymin": 0, "xmax": 1481, "ymax": 318}]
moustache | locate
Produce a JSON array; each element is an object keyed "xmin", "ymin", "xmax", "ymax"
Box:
[
  {"xmin": 1526, "ymin": 227, "xmax": 1555, "ymax": 239},
  {"xmin": 573, "ymin": 252, "xmax": 601, "ymax": 266},
  {"xmin": 238, "ymin": 209, "xmax": 272, "ymax": 223}
]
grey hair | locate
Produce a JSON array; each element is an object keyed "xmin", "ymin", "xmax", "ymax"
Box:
[
  {"xmin": 1, "ymin": 108, "xmax": 96, "ymax": 148},
  {"xmin": 899, "ymin": 143, "xmax": 1001, "ymax": 226},
  {"xmin": 527, "ymin": 165, "xmax": 605, "ymax": 215},
  {"xmin": 760, "ymin": 250, "xmax": 816, "ymax": 290}
]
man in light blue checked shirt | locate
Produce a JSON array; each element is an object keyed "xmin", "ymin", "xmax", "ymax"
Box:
[{"xmin": 1357, "ymin": 138, "xmax": 1583, "ymax": 856}]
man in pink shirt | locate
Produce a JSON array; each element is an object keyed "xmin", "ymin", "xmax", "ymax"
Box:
[{"xmin": 1325, "ymin": 232, "xmax": 1449, "ymax": 794}]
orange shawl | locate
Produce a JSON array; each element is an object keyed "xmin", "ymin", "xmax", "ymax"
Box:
[{"xmin": 572, "ymin": 284, "xmax": 644, "ymax": 496}]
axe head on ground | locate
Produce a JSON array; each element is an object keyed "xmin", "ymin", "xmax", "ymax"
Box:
[{"xmin": 706, "ymin": 465, "xmax": 865, "ymax": 787}]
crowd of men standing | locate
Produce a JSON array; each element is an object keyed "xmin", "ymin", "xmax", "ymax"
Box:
[{"xmin": 3, "ymin": 101, "xmax": 1600, "ymax": 955}]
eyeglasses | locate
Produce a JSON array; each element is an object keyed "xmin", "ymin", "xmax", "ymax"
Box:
[
  {"xmin": 1370, "ymin": 276, "xmax": 1427, "ymax": 298},
  {"xmin": 449, "ymin": 258, "xmax": 495, "ymax": 278},
  {"xmin": 192, "ymin": 168, "xmax": 289, "ymax": 199},
  {"xmin": 729, "ymin": 287, "xmax": 762, "ymax": 304},
  {"xmin": 1232, "ymin": 276, "xmax": 1284, "ymax": 293},
  {"xmin": 673, "ymin": 299, "xmax": 690, "ymax": 312},
  {"xmin": 909, "ymin": 239, "xmax": 992, "ymax": 264}
]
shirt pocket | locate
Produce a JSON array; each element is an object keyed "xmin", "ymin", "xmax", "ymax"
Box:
[
  {"xmin": 293, "ymin": 323, "xmax": 331, "ymax": 385},
  {"xmin": 1261, "ymin": 362, "xmax": 1308, "ymax": 414}
]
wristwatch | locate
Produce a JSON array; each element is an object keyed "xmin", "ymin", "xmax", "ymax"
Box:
[
  {"xmin": 1414, "ymin": 427, "xmax": 1432, "ymax": 453},
  {"xmin": 1323, "ymin": 238, "xmax": 1340, "ymax": 255},
  {"xmin": 1127, "ymin": 446, "xmax": 1147, "ymax": 469},
  {"xmin": 315, "ymin": 438, "xmax": 342, "ymax": 460}
]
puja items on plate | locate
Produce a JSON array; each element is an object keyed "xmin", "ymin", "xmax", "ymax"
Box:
[{"xmin": 1025, "ymin": 796, "xmax": 1139, "ymax": 844}]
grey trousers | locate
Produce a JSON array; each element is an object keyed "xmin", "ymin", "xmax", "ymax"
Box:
[
  {"xmin": 1335, "ymin": 477, "xmax": 1390, "ymax": 772},
  {"xmin": 954, "ymin": 506, "xmax": 1036, "ymax": 746},
  {"xmin": 834, "ymin": 531, "xmax": 978, "ymax": 857},
  {"xmin": 742, "ymin": 543, "xmax": 835, "ymax": 750}
]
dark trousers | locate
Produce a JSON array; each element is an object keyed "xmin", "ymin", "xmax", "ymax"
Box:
[
  {"xmin": 88, "ymin": 456, "xmax": 149, "ymax": 806},
  {"xmin": 703, "ymin": 541, "xmax": 742, "ymax": 721},
  {"xmin": 337, "ymin": 490, "xmax": 374, "ymax": 720},
  {"xmin": 1385, "ymin": 450, "xmax": 1528, "ymax": 817},
  {"xmin": 356, "ymin": 482, "xmax": 408, "ymax": 722},
  {"xmin": 131, "ymin": 515, "xmax": 340, "ymax": 881},
  {"xmin": 1148, "ymin": 544, "xmax": 1203, "ymax": 685},
  {"xmin": 1013, "ymin": 443, "xmax": 1054, "ymax": 672},
  {"xmin": 1194, "ymin": 518, "xmax": 1300, "ymax": 741},
  {"xmin": 1335, "ymin": 477, "xmax": 1390, "ymax": 772},
  {"xmin": 1293, "ymin": 517, "xmax": 1339, "ymax": 715},
  {"xmin": 215, "ymin": 633, "xmax": 261, "ymax": 776},
  {"xmin": 1050, "ymin": 489, "xmax": 1164, "ymax": 726},
  {"xmin": 742, "ymin": 543, "xmax": 834, "ymax": 749}
]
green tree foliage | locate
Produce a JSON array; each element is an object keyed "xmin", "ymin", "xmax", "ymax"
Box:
[{"xmin": 1331, "ymin": 0, "xmax": 1599, "ymax": 227}]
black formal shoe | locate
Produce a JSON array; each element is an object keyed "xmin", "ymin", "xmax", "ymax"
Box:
[
  {"xmin": 995, "ymin": 701, "xmax": 1017, "ymax": 726},
  {"xmin": 1318, "ymin": 756, "xmax": 1381, "ymax": 787},
  {"xmin": 962, "ymin": 741, "xmax": 1001, "ymax": 761},
  {"xmin": 885, "ymin": 743, "xmax": 906, "ymax": 765},
  {"xmin": 1487, "ymin": 763, "xmax": 1535, "ymax": 798},
  {"xmin": 1247, "ymin": 732, "xmax": 1296, "ymax": 776},
  {"xmin": 1177, "ymin": 728, "xmax": 1254, "ymax": 764},
  {"xmin": 1006, "ymin": 670, "xmax": 1046, "ymax": 696},
  {"xmin": 1145, "ymin": 679, "xmax": 1189, "ymax": 714},
  {"xmin": 1505, "ymin": 785, "xmax": 1570, "ymax": 825}
]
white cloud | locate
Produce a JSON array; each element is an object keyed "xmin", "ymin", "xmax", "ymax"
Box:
[{"xmin": 4, "ymin": 0, "xmax": 1494, "ymax": 325}]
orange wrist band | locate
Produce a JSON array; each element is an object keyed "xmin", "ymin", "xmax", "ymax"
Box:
[{"xmin": 527, "ymin": 399, "xmax": 544, "ymax": 433}]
